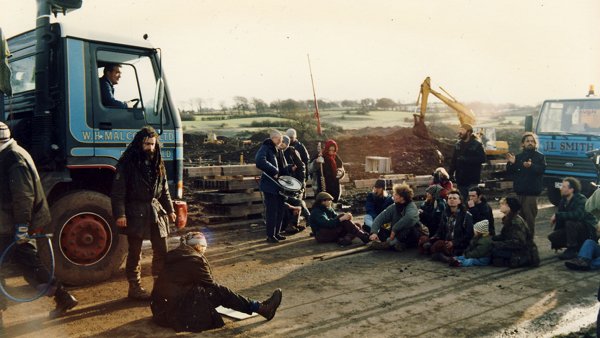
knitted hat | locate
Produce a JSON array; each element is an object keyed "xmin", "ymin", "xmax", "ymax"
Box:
[
  {"xmin": 426, "ymin": 184, "xmax": 443, "ymax": 197},
  {"xmin": 374, "ymin": 179, "xmax": 386, "ymax": 189},
  {"xmin": 461, "ymin": 123, "xmax": 474, "ymax": 132},
  {"xmin": 505, "ymin": 197, "xmax": 521, "ymax": 213},
  {"xmin": 0, "ymin": 122, "xmax": 10, "ymax": 143},
  {"xmin": 282, "ymin": 135, "xmax": 290, "ymax": 146},
  {"xmin": 286, "ymin": 128, "xmax": 297, "ymax": 138},
  {"xmin": 315, "ymin": 191, "xmax": 334, "ymax": 203},
  {"xmin": 473, "ymin": 220, "xmax": 489, "ymax": 235},
  {"xmin": 181, "ymin": 231, "xmax": 207, "ymax": 247}
]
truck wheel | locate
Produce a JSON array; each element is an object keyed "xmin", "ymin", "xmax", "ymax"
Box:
[
  {"xmin": 547, "ymin": 187, "xmax": 561, "ymax": 206},
  {"xmin": 38, "ymin": 191, "xmax": 127, "ymax": 286}
]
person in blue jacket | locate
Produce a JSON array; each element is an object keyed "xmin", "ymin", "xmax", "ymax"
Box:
[{"xmin": 255, "ymin": 130, "xmax": 292, "ymax": 243}]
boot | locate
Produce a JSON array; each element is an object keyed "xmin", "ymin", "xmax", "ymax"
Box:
[
  {"xmin": 338, "ymin": 236, "xmax": 353, "ymax": 247},
  {"xmin": 128, "ymin": 281, "xmax": 151, "ymax": 301},
  {"xmin": 257, "ymin": 289, "xmax": 282, "ymax": 321},
  {"xmin": 565, "ymin": 257, "xmax": 591, "ymax": 271},
  {"xmin": 559, "ymin": 247, "xmax": 578, "ymax": 260},
  {"xmin": 283, "ymin": 225, "xmax": 299, "ymax": 234},
  {"xmin": 357, "ymin": 231, "xmax": 370, "ymax": 244},
  {"xmin": 49, "ymin": 286, "xmax": 78, "ymax": 319}
]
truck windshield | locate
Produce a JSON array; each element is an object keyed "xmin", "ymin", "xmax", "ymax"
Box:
[{"xmin": 538, "ymin": 99, "xmax": 600, "ymax": 136}]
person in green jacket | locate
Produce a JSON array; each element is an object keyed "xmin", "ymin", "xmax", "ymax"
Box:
[
  {"xmin": 309, "ymin": 192, "xmax": 370, "ymax": 246},
  {"xmin": 450, "ymin": 219, "xmax": 492, "ymax": 267},
  {"xmin": 548, "ymin": 177, "xmax": 598, "ymax": 260}
]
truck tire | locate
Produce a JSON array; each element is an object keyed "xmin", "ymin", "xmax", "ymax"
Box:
[
  {"xmin": 547, "ymin": 187, "xmax": 561, "ymax": 206},
  {"xmin": 38, "ymin": 190, "xmax": 127, "ymax": 286}
]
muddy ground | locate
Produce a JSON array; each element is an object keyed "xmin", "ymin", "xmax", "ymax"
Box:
[{"xmin": 3, "ymin": 196, "xmax": 600, "ymax": 338}]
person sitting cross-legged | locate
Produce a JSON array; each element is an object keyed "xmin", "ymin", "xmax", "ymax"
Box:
[{"xmin": 309, "ymin": 192, "xmax": 370, "ymax": 246}]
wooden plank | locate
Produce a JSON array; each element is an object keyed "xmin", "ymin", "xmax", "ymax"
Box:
[
  {"xmin": 314, "ymin": 245, "xmax": 370, "ymax": 261},
  {"xmin": 195, "ymin": 191, "xmax": 263, "ymax": 204},
  {"xmin": 194, "ymin": 177, "xmax": 259, "ymax": 191},
  {"xmin": 222, "ymin": 165, "xmax": 261, "ymax": 176},
  {"xmin": 185, "ymin": 166, "xmax": 222, "ymax": 178}
]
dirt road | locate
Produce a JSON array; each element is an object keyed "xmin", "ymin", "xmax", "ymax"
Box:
[{"xmin": 3, "ymin": 197, "xmax": 599, "ymax": 338}]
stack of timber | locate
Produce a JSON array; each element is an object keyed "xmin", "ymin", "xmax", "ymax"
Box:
[
  {"xmin": 353, "ymin": 174, "xmax": 431, "ymax": 197},
  {"xmin": 185, "ymin": 164, "xmax": 314, "ymax": 225}
]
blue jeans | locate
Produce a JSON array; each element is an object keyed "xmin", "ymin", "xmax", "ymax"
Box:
[
  {"xmin": 577, "ymin": 239, "xmax": 600, "ymax": 269},
  {"xmin": 455, "ymin": 255, "xmax": 491, "ymax": 267},
  {"xmin": 364, "ymin": 214, "xmax": 374, "ymax": 228}
]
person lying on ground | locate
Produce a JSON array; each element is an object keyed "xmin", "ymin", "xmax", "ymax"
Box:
[
  {"xmin": 309, "ymin": 192, "xmax": 370, "ymax": 246},
  {"xmin": 449, "ymin": 220, "xmax": 492, "ymax": 267}
]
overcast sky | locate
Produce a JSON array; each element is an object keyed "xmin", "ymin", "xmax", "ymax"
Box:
[{"xmin": 3, "ymin": 0, "xmax": 600, "ymax": 107}]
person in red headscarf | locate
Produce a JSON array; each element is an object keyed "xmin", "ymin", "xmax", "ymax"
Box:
[{"xmin": 309, "ymin": 139, "xmax": 345, "ymax": 202}]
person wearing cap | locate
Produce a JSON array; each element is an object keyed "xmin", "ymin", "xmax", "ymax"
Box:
[
  {"xmin": 449, "ymin": 220, "xmax": 492, "ymax": 267},
  {"xmin": 448, "ymin": 123, "xmax": 486, "ymax": 201},
  {"xmin": 256, "ymin": 130, "xmax": 293, "ymax": 243},
  {"xmin": 0, "ymin": 122, "xmax": 78, "ymax": 319},
  {"xmin": 309, "ymin": 139, "xmax": 345, "ymax": 202},
  {"xmin": 151, "ymin": 232, "xmax": 283, "ymax": 332},
  {"xmin": 467, "ymin": 186, "xmax": 495, "ymax": 236},
  {"xmin": 506, "ymin": 132, "xmax": 546, "ymax": 237},
  {"xmin": 286, "ymin": 128, "xmax": 310, "ymax": 183},
  {"xmin": 363, "ymin": 179, "xmax": 393, "ymax": 233},
  {"xmin": 426, "ymin": 189, "xmax": 474, "ymax": 262},
  {"xmin": 369, "ymin": 183, "xmax": 420, "ymax": 252},
  {"xmin": 279, "ymin": 135, "xmax": 310, "ymax": 234},
  {"xmin": 547, "ymin": 177, "xmax": 598, "ymax": 260},
  {"xmin": 309, "ymin": 192, "xmax": 370, "ymax": 246},
  {"xmin": 491, "ymin": 197, "xmax": 539, "ymax": 268}
]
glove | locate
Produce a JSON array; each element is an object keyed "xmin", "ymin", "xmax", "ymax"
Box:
[
  {"xmin": 316, "ymin": 156, "xmax": 324, "ymax": 164},
  {"xmin": 14, "ymin": 223, "xmax": 30, "ymax": 244}
]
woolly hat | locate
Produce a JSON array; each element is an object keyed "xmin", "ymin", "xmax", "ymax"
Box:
[
  {"xmin": 181, "ymin": 231, "xmax": 207, "ymax": 247},
  {"xmin": 315, "ymin": 191, "xmax": 334, "ymax": 203},
  {"xmin": 282, "ymin": 135, "xmax": 290, "ymax": 146},
  {"xmin": 505, "ymin": 197, "xmax": 521, "ymax": 213},
  {"xmin": 473, "ymin": 220, "xmax": 489, "ymax": 235},
  {"xmin": 374, "ymin": 179, "xmax": 386, "ymax": 189},
  {"xmin": 0, "ymin": 122, "xmax": 10, "ymax": 143},
  {"xmin": 461, "ymin": 123, "xmax": 474, "ymax": 132},
  {"xmin": 426, "ymin": 184, "xmax": 443, "ymax": 197},
  {"xmin": 286, "ymin": 128, "xmax": 297, "ymax": 138}
]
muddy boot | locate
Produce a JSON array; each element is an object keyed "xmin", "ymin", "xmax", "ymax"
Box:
[
  {"xmin": 257, "ymin": 289, "xmax": 283, "ymax": 321},
  {"xmin": 558, "ymin": 247, "xmax": 578, "ymax": 260},
  {"xmin": 357, "ymin": 231, "xmax": 370, "ymax": 244},
  {"xmin": 565, "ymin": 257, "xmax": 591, "ymax": 271},
  {"xmin": 128, "ymin": 281, "xmax": 151, "ymax": 301},
  {"xmin": 49, "ymin": 286, "xmax": 78, "ymax": 319}
]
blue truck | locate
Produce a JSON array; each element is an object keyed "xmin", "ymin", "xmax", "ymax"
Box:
[
  {"xmin": 1, "ymin": 0, "xmax": 187, "ymax": 285},
  {"xmin": 535, "ymin": 92, "xmax": 600, "ymax": 205}
]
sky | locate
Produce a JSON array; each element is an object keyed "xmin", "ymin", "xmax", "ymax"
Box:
[{"xmin": 2, "ymin": 0, "xmax": 600, "ymax": 108}]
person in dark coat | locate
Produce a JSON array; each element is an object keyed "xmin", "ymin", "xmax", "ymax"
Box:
[
  {"xmin": 151, "ymin": 232, "xmax": 282, "ymax": 333},
  {"xmin": 111, "ymin": 126, "xmax": 176, "ymax": 300},
  {"xmin": 548, "ymin": 177, "xmax": 598, "ymax": 260},
  {"xmin": 422, "ymin": 189, "xmax": 474, "ymax": 262},
  {"xmin": 363, "ymin": 179, "xmax": 394, "ymax": 233},
  {"xmin": 99, "ymin": 63, "xmax": 132, "ymax": 108},
  {"xmin": 449, "ymin": 220, "xmax": 493, "ymax": 267},
  {"xmin": 419, "ymin": 184, "xmax": 447, "ymax": 238},
  {"xmin": 506, "ymin": 132, "xmax": 546, "ymax": 236},
  {"xmin": 255, "ymin": 130, "xmax": 292, "ymax": 243},
  {"xmin": 0, "ymin": 122, "xmax": 77, "ymax": 319},
  {"xmin": 491, "ymin": 197, "xmax": 540, "ymax": 268},
  {"xmin": 309, "ymin": 139, "xmax": 345, "ymax": 202},
  {"xmin": 449, "ymin": 124, "xmax": 486, "ymax": 200},
  {"xmin": 309, "ymin": 192, "xmax": 370, "ymax": 246},
  {"xmin": 280, "ymin": 135, "xmax": 310, "ymax": 234},
  {"xmin": 467, "ymin": 186, "xmax": 495, "ymax": 235},
  {"xmin": 286, "ymin": 128, "xmax": 310, "ymax": 184}
]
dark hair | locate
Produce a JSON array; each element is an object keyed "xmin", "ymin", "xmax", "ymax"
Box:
[
  {"xmin": 393, "ymin": 183, "xmax": 413, "ymax": 202},
  {"xmin": 447, "ymin": 189, "xmax": 462, "ymax": 201},
  {"xmin": 104, "ymin": 63, "xmax": 122, "ymax": 74},
  {"xmin": 562, "ymin": 177, "xmax": 581, "ymax": 194},
  {"xmin": 118, "ymin": 126, "xmax": 165, "ymax": 180},
  {"xmin": 501, "ymin": 197, "xmax": 521, "ymax": 226},
  {"xmin": 468, "ymin": 186, "xmax": 483, "ymax": 197}
]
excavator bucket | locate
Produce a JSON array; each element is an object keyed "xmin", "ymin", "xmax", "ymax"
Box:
[{"xmin": 412, "ymin": 114, "xmax": 430, "ymax": 139}]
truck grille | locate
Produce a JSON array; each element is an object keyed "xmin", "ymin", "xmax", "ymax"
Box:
[{"xmin": 545, "ymin": 155, "xmax": 597, "ymax": 176}]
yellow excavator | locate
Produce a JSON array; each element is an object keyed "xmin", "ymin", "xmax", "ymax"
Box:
[{"xmin": 413, "ymin": 77, "xmax": 508, "ymax": 156}]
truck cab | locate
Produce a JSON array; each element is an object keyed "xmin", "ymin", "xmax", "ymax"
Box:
[
  {"xmin": 1, "ymin": 22, "xmax": 187, "ymax": 285},
  {"xmin": 535, "ymin": 97, "xmax": 600, "ymax": 205}
]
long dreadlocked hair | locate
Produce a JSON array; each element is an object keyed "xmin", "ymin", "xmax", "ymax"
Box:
[{"xmin": 117, "ymin": 126, "xmax": 166, "ymax": 180}]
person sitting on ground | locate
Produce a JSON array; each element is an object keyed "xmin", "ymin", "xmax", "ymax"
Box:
[
  {"xmin": 151, "ymin": 232, "xmax": 283, "ymax": 333},
  {"xmin": 369, "ymin": 183, "xmax": 420, "ymax": 252},
  {"xmin": 431, "ymin": 167, "xmax": 453, "ymax": 199},
  {"xmin": 548, "ymin": 177, "xmax": 598, "ymax": 260},
  {"xmin": 363, "ymin": 179, "xmax": 393, "ymax": 233},
  {"xmin": 309, "ymin": 192, "xmax": 370, "ymax": 246},
  {"xmin": 491, "ymin": 197, "xmax": 540, "ymax": 268},
  {"xmin": 280, "ymin": 135, "xmax": 309, "ymax": 234},
  {"xmin": 420, "ymin": 189, "xmax": 474, "ymax": 263},
  {"xmin": 418, "ymin": 184, "xmax": 447, "ymax": 241},
  {"xmin": 449, "ymin": 220, "xmax": 492, "ymax": 267},
  {"xmin": 564, "ymin": 187, "xmax": 600, "ymax": 271},
  {"xmin": 467, "ymin": 186, "xmax": 495, "ymax": 235}
]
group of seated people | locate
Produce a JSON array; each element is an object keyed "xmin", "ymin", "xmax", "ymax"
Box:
[{"xmin": 305, "ymin": 169, "xmax": 600, "ymax": 270}]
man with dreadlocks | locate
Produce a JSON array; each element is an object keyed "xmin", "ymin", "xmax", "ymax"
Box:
[
  {"xmin": 111, "ymin": 126, "xmax": 176, "ymax": 300},
  {"xmin": 151, "ymin": 232, "xmax": 282, "ymax": 332}
]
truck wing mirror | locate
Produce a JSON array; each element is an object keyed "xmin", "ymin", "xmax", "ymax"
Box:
[{"xmin": 153, "ymin": 78, "xmax": 164, "ymax": 116}]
